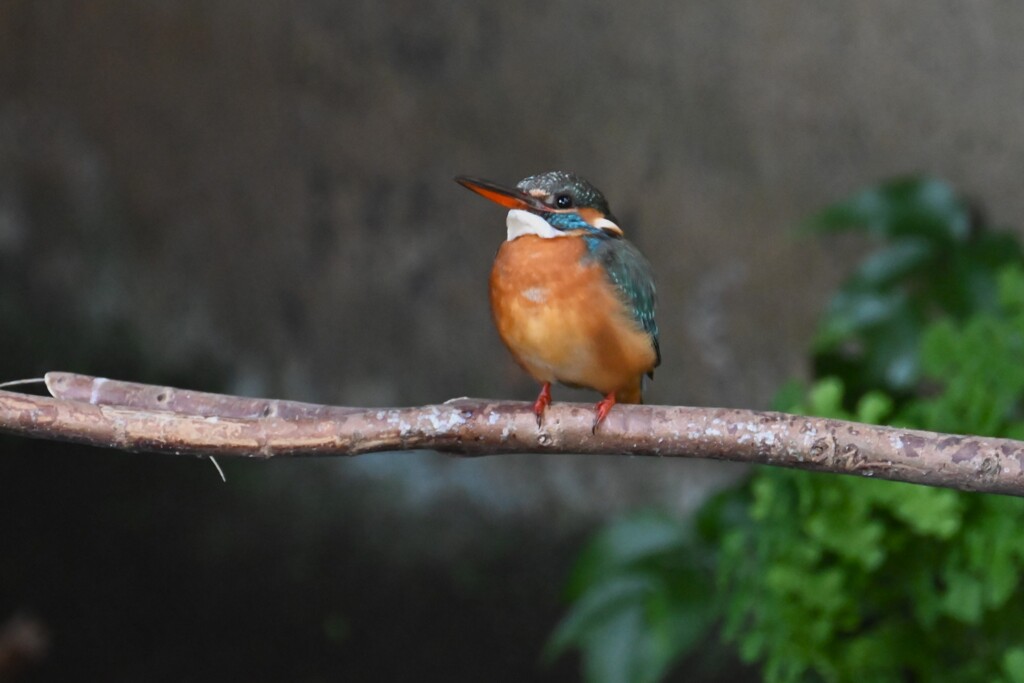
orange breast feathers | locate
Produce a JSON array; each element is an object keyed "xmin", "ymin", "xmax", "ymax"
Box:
[{"xmin": 489, "ymin": 234, "xmax": 658, "ymax": 403}]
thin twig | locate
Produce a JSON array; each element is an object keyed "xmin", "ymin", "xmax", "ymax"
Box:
[
  {"xmin": 0, "ymin": 372, "xmax": 1022, "ymax": 496},
  {"xmin": 0, "ymin": 378, "xmax": 45, "ymax": 389}
]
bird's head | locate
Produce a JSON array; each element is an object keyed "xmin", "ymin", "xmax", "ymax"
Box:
[{"xmin": 455, "ymin": 171, "xmax": 623, "ymax": 240}]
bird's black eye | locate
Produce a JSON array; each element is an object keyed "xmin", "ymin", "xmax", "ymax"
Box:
[{"xmin": 555, "ymin": 194, "xmax": 573, "ymax": 209}]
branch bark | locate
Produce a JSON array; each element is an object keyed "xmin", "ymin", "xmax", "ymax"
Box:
[{"xmin": 1, "ymin": 372, "xmax": 1023, "ymax": 496}]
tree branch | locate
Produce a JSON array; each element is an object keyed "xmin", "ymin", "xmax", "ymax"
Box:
[{"xmin": 1, "ymin": 372, "xmax": 1023, "ymax": 496}]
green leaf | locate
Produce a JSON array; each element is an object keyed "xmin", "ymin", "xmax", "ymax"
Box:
[
  {"xmin": 567, "ymin": 513, "xmax": 689, "ymax": 596},
  {"xmin": 806, "ymin": 377, "xmax": 847, "ymax": 418},
  {"xmin": 940, "ymin": 568, "xmax": 984, "ymax": 624},
  {"xmin": 853, "ymin": 238, "xmax": 933, "ymax": 287},
  {"xmin": 877, "ymin": 484, "xmax": 963, "ymax": 539},
  {"xmin": 815, "ymin": 289, "xmax": 908, "ymax": 349},
  {"xmin": 549, "ymin": 570, "xmax": 713, "ymax": 683},
  {"xmin": 1003, "ymin": 648, "xmax": 1024, "ymax": 683},
  {"xmin": 580, "ymin": 604, "xmax": 655, "ymax": 683},
  {"xmin": 856, "ymin": 391, "xmax": 893, "ymax": 424},
  {"xmin": 806, "ymin": 176, "xmax": 970, "ymax": 242},
  {"xmin": 771, "ymin": 378, "xmax": 806, "ymax": 413},
  {"xmin": 547, "ymin": 574, "xmax": 657, "ymax": 660}
]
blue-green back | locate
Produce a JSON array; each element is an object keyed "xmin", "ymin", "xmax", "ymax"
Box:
[
  {"xmin": 588, "ymin": 235, "xmax": 661, "ymax": 370},
  {"xmin": 544, "ymin": 213, "xmax": 661, "ymax": 370}
]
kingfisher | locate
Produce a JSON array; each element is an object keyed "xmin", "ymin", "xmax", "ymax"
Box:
[{"xmin": 455, "ymin": 171, "xmax": 660, "ymax": 431}]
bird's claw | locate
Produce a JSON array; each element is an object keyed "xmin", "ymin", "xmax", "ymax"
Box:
[
  {"xmin": 592, "ymin": 393, "xmax": 617, "ymax": 433},
  {"xmin": 532, "ymin": 382, "xmax": 552, "ymax": 429}
]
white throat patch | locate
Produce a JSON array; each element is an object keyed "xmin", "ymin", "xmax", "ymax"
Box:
[{"xmin": 505, "ymin": 209, "xmax": 564, "ymax": 241}]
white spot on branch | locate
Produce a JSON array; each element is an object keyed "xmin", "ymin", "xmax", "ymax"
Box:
[{"xmin": 89, "ymin": 377, "xmax": 108, "ymax": 405}]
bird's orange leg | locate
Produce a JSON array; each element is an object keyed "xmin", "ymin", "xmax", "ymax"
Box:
[
  {"xmin": 592, "ymin": 392, "xmax": 617, "ymax": 433},
  {"xmin": 533, "ymin": 382, "xmax": 552, "ymax": 427}
]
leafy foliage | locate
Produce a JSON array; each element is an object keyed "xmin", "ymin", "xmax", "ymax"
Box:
[
  {"xmin": 720, "ymin": 367, "xmax": 1024, "ymax": 682},
  {"xmin": 551, "ymin": 178, "xmax": 1024, "ymax": 682},
  {"xmin": 807, "ymin": 177, "xmax": 1021, "ymax": 402},
  {"xmin": 546, "ymin": 514, "xmax": 715, "ymax": 683},
  {"xmin": 905, "ymin": 267, "xmax": 1024, "ymax": 439}
]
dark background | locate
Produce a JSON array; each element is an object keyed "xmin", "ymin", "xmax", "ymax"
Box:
[{"xmin": 2, "ymin": 2, "xmax": 1023, "ymax": 680}]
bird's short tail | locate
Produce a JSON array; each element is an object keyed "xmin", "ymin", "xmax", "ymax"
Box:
[{"xmin": 614, "ymin": 377, "xmax": 644, "ymax": 405}]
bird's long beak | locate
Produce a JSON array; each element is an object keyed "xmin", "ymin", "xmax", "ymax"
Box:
[{"xmin": 454, "ymin": 176, "xmax": 548, "ymax": 212}]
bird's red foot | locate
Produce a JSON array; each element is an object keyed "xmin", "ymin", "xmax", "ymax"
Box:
[
  {"xmin": 533, "ymin": 382, "xmax": 553, "ymax": 427},
  {"xmin": 592, "ymin": 393, "xmax": 617, "ymax": 433}
]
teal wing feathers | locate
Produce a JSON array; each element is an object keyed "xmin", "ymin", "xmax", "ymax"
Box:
[{"xmin": 587, "ymin": 236, "xmax": 661, "ymax": 373}]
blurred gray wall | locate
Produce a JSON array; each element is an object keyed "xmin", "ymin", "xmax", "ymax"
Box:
[{"xmin": 3, "ymin": 1, "xmax": 1024, "ymax": 525}]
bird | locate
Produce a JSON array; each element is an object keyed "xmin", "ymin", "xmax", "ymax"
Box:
[{"xmin": 454, "ymin": 171, "xmax": 660, "ymax": 431}]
